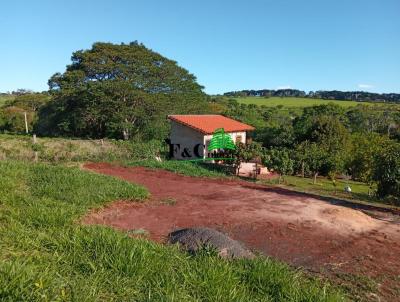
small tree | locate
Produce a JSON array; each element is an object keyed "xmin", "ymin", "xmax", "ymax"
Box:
[
  {"xmin": 347, "ymin": 132, "xmax": 388, "ymax": 183},
  {"xmin": 233, "ymin": 142, "xmax": 263, "ymax": 176},
  {"xmin": 302, "ymin": 141, "xmax": 326, "ymax": 184},
  {"xmin": 263, "ymin": 149, "xmax": 294, "ymax": 184},
  {"xmin": 373, "ymin": 141, "xmax": 400, "ymax": 200}
]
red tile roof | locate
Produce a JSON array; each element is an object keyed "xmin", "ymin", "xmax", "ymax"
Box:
[{"xmin": 168, "ymin": 115, "xmax": 255, "ymax": 134}]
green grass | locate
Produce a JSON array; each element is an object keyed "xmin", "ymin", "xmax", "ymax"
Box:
[
  {"xmin": 0, "ymin": 134, "xmax": 162, "ymax": 163},
  {"xmin": 127, "ymin": 159, "xmax": 232, "ymax": 178},
  {"xmin": 262, "ymin": 175, "xmax": 389, "ymax": 206},
  {"xmin": 0, "ymin": 160, "xmax": 344, "ymax": 301},
  {"xmin": 234, "ymin": 96, "xmax": 377, "ymax": 108}
]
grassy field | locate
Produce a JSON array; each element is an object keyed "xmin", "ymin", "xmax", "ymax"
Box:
[
  {"xmin": 0, "ymin": 134, "xmax": 229, "ymax": 178},
  {"xmin": 0, "ymin": 134, "xmax": 162, "ymax": 163},
  {"xmin": 1, "ymin": 133, "xmax": 393, "ymax": 207},
  {"xmin": 0, "ymin": 160, "xmax": 344, "ymax": 301},
  {"xmin": 233, "ymin": 96, "xmax": 376, "ymax": 108},
  {"xmin": 261, "ymin": 175, "xmax": 393, "ymax": 206}
]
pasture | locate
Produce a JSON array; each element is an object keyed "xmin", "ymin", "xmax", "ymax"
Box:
[{"xmin": 233, "ymin": 96, "xmax": 377, "ymax": 108}]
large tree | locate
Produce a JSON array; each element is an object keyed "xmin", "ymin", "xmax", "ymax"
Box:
[
  {"xmin": 36, "ymin": 42, "xmax": 207, "ymax": 139},
  {"xmin": 296, "ymin": 141, "xmax": 326, "ymax": 184}
]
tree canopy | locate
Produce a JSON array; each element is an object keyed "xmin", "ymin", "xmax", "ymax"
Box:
[
  {"xmin": 373, "ymin": 141, "xmax": 400, "ymax": 200},
  {"xmin": 36, "ymin": 42, "xmax": 207, "ymax": 139}
]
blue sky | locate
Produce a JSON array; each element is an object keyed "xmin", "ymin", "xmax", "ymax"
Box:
[{"xmin": 0, "ymin": 0, "xmax": 399, "ymax": 94}]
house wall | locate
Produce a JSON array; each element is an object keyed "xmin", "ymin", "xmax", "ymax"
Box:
[
  {"xmin": 169, "ymin": 120, "xmax": 205, "ymax": 160},
  {"xmin": 169, "ymin": 121, "xmax": 248, "ymax": 160}
]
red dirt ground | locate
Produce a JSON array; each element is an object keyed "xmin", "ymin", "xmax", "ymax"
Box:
[{"xmin": 83, "ymin": 163, "xmax": 400, "ymax": 301}]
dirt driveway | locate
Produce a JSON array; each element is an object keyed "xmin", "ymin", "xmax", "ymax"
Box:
[{"xmin": 83, "ymin": 163, "xmax": 400, "ymax": 301}]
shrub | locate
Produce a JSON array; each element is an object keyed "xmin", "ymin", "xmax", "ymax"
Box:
[{"xmin": 373, "ymin": 141, "xmax": 400, "ymax": 201}]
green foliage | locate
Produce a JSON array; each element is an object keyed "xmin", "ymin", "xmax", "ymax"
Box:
[
  {"xmin": 263, "ymin": 148, "xmax": 294, "ymax": 183},
  {"xmin": 257, "ymin": 124, "xmax": 295, "ymax": 148},
  {"xmin": 309, "ymin": 116, "xmax": 351, "ymax": 177},
  {"xmin": 233, "ymin": 141, "xmax": 264, "ymax": 175},
  {"xmin": 347, "ymin": 133, "xmax": 389, "ymax": 183},
  {"xmin": 373, "ymin": 141, "xmax": 400, "ymax": 200},
  {"xmin": 347, "ymin": 105, "xmax": 397, "ymax": 135},
  {"xmin": 6, "ymin": 93, "xmax": 50, "ymax": 112},
  {"xmin": 296, "ymin": 141, "xmax": 326, "ymax": 184},
  {"xmin": 36, "ymin": 42, "xmax": 207, "ymax": 140},
  {"xmin": 266, "ymin": 105, "xmax": 351, "ymax": 180},
  {"xmin": 0, "ymin": 161, "xmax": 343, "ymax": 301},
  {"xmin": 0, "ymin": 106, "xmax": 34, "ymax": 133},
  {"xmin": 293, "ymin": 104, "xmax": 348, "ymax": 142},
  {"xmin": 0, "ymin": 93, "xmax": 49, "ymax": 134}
]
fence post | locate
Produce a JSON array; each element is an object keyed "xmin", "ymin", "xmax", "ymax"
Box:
[{"xmin": 24, "ymin": 112, "xmax": 28, "ymax": 134}]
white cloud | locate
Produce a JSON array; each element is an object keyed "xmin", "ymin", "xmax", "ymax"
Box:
[
  {"xmin": 358, "ymin": 84, "xmax": 374, "ymax": 89},
  {"xmin": 276, "ymin": 85, "xmax": 292, "ymax": 90}
]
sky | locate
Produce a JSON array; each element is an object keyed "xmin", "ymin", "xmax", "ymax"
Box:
[{"xmin": 0, "ymin": 0, "xmax": 399, "ymax": 94}]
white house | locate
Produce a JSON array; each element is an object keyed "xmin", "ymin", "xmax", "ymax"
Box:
[{"xmin": 168, "ymin": 114, "xmax": 254, "ymax": 160}]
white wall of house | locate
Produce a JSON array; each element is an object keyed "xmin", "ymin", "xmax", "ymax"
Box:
[
  {"xmin": 170, "ymin": 120, "xmax": 205, "ymax": 160},
  {"xmin": 170, "ymin": 121, "xmax": 248, "ymax": 160},
  {"xmin": 169, "ymin": 122, "xmax": 269, "ymax": 176}
]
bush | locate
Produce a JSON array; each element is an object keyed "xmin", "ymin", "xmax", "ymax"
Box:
[
  {"xmin": 0, "ymin": 107, "xmax": 34, "ymax": 133},
  {"xmin": 373, "ymin": 141, "xmax": 400, "ymax": 201}
]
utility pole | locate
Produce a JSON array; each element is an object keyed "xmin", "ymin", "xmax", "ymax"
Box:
[{"xmin": 24, "ymin": 112, "xmax": 28, "ymax": 134}]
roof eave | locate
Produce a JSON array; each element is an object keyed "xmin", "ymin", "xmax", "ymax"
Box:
[{"xmin": 168, "ymin": 115, "xmax": 255, "ymax": 134}]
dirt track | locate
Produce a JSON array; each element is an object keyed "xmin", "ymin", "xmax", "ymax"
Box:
[{"xmin": 83, "ymin": 163, "xmax": 400, "ymax": 301}]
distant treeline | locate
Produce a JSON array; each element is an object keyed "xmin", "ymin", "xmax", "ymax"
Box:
[
  {"xmin": 0, "ymin": 89, "xmax": 38, "ymax": 96},
  {"xmin": 223, "ymin": 89, "xmax": 400, "ymax": 103}
]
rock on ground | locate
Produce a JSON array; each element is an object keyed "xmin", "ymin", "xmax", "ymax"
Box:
[{"xmin": 167, "ymin": 227, "xmax": 254, "ymax": 259}]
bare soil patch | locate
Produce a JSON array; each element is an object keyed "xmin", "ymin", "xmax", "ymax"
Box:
[{"xmin": 83, "ymin": 163, "xmax": 400, "ymax": 301}]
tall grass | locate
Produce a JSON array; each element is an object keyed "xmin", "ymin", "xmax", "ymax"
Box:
[
  {"xmin": 0, "ymin": 134, "xmax": 163, "ymax": 163},
  {"xmin": 0, "ymin": 161, "xmax": 344, "ymax": 301},
  {"xmin": 127, "ymin": 159, "xmax": 232, "ymax": 178}
]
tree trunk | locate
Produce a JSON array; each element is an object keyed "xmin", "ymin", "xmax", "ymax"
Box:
[
  {"xmin": 236, "ymin": 163, "xmax": 241, "ymax": 176},
  {"xmin": 278, "ymin": 174, "xmax": 282, "ymax": 184},
  {"xmin": 122, "ymin": 118, "xmax": 131, "ymax": 140},
  {"xmin": 313, "ymin": 172, "xmax": 318, "ymax": 184},
  {"xmin": 122, "ymin": 129, "xmax": 129, "ymax": 140},
  {"xmin": 301, "ymin": 161, "xmax": 305, "ymax": 178}
]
